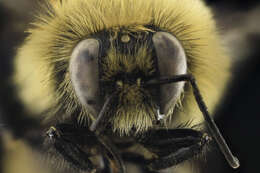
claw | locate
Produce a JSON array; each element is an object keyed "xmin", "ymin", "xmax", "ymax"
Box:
[
  {"xmin": 157, "ymin": 109, "xmax": 165, "ymax": 120},
  {"xmin": 46, "ymin": 126, "xmax": 61, "ymax": 140}
]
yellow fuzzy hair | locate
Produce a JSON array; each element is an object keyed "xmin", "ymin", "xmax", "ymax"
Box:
[
  {"xmin": 102, "ymin": 44, "xmax": 158, "ymax": 134},
  {"xmin": 13, "ymin": 0, "xmax": 229, "ymax": 129}
]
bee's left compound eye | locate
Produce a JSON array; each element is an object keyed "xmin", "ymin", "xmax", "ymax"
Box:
[
  {"xmin": 153, "ymin": 32, "xmax": 187, "ymax": 115},
  {"xmin": 70, "ymin": 39, "xmax": 101, "ymax": 117}
]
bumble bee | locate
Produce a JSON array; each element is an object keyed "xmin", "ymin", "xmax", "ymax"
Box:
[{"xmin": 3, "ymin": 0, "xmax": 239, "ymax": 172}]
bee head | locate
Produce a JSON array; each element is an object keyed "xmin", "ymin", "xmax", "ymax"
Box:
[{"xmin": 70, "ymin": 29, "xmax": 187, "ymax": 135}]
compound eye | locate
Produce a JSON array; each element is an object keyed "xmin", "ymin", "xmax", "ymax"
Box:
[
  {"xmin": 153, "ymin": 32, "xmax": 187, "ymax": 115},
  {"xmin": 70, "ymin": 39, "xmax": 101, "ymax": 116}
]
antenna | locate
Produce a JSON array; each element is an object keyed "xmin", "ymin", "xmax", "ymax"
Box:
[{"xmin": 145, "ymin": 74, "xmax": 240, "ymax": 169}]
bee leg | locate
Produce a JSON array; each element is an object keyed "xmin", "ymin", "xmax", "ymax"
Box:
[
  {"xmin": 97, "ymin": 135, "xmax": 126, "ymax": 173},
  {"xmin": 137, "ymin": 129, "xmax": 211, "ymax": 170},
  {"xmin": 121, "ymin": 152, "xmax": 160, "ymax": 173},
  {"xmin": 45, "ymin": 125, "xmax": 98, "ymax": 172}
]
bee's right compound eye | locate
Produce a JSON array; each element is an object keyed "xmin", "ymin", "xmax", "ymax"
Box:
[{"xmin": 70, "ymin": 39, "xmax": 101, "ymax": 117}]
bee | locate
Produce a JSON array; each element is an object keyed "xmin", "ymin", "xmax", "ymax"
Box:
[{"xmin": 3, "ymin": 0, "xmax": 239, "ymax": 172}]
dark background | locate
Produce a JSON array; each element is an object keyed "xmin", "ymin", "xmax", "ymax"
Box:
[
  {"xmin": 0, "ymin": 0, "xmax": 260, "ymax": 173},
  {"xmin": 204, "ymin": 1, "xmax": 260, "ymax": 173}
]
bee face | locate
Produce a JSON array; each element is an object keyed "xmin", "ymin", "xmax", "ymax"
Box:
[
  {"xmin": 70, "ymin": 30, "xmax": 187, "ymax": 135},
  {"xmin": 14, "ymin": 0, "xmax": 229, "ymax": 133},
  {"xmin": 8, "ymin": 0, "xmax": 239, "ymax": 172}
]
